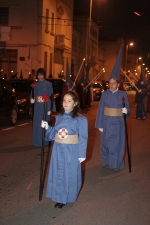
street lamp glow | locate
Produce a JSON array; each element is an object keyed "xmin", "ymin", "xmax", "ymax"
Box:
[
  {"xmin": 142, "ymin": 63, "xmax": 145, "ymax": 65},
  {"xmin": 129, "ymin": 42, "xmax": 134, "ymax": 46},
  {"xmin": 139, "ymin": 57, "xmax": 142, "ymax": 60},
  {"xmin": 124, "ymin": 43, "xmax": 134, "ymax": 81}
]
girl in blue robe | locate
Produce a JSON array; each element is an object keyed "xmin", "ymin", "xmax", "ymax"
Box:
[
  {"xmin": 41, "ymin": 91, "xmax": 88, "ymax": 208},
  {"xmin": 95, "ymin": 78, "xmax": 130, "ymax": 171}
]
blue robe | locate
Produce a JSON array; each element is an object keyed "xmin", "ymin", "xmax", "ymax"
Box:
[
  {"xmin": 95, "ymin": 90, "xmax": 130, "ymax": 170},
  {"xmin": 136, "ymin": 80, "xmax": 149, "ymax": 119},
  {"xmin": 45, "ymin": 113, "xmax": 88, "ymax": 204},
  {"xmin": 32, "ymin": 80, "xmax": 54, "ymax": 147}
]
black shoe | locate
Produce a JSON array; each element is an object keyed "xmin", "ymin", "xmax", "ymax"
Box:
[
  {"xmin": 142, "ymin": 117, "xmax": 146, "ymax": 120},
  {"xmin": 54, "ymin": 203, "xmax": 65, "ymax": 208}
]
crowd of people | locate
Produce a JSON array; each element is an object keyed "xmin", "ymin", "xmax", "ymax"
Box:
[{"xmin": 30, "ymin": 47, "xmax": 130, "ymax": 209}]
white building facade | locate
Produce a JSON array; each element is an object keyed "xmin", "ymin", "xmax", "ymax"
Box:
[{"xmin": 0, "ymin": 0, "xmax": 74, "ymax": 78}]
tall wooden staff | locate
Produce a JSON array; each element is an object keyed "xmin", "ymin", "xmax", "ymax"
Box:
[
  {"xmin": 72, "ymin": 58, "xmax": 85, "ymax": 90},
  {"xmin": 129, "ymin": 72, "xmax": 138, "ymax": 82},
  {"xmin": 84, "ymin": 68, "xmax": 105, "ymax": 90},
  {"xmin": 120, "ymin": 69, "xmax": 139, "ymax": 91},
  {"xmin": 121, "ymin": 96, "xmax": 131, "ymax": 173},
  {"xmin": 39, "ymin": 93, "xmax": 49, "ymax": 201}
]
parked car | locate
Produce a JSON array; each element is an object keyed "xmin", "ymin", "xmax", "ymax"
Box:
[
  {"xmin": 92, "ymin": 82, "xmax": 104, "ymax": 101},
  {"xmin": 123, "ymin": 82, "xmax": 132, "ymax": 91},
  {"xmin": 0, "ymin": 78, "xmax": 18, "ymax": 125},
  {"xmin": 101, "ymin": 80, "xmax": 109, "ymax": 90},
  {"xmin": 46, "ymin": 78, "xmax": 65, "ymax": 111},
  {"xmin": 9, "ymin": 79, "xmax": 37, "ymax": 118}
]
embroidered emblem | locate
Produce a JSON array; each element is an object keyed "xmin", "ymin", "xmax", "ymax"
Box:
[{"xmin": 58, "ymin": 128, "xmax": 68, "ymax": 139}]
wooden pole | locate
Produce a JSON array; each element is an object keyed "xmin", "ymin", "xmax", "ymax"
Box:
[
  {"xmin": 120, "ymin": 68, "xmax": 139, "ymax": 91},
  {"xmin": 84, "ymin": 69, "xmax": 105, "ymax": 90}
]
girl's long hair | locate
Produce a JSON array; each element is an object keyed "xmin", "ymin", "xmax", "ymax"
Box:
[{"xmin": 60, "ymin": 91, "xmax": 80, "ymax": 118}]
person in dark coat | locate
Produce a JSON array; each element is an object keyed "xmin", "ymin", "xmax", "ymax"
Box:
[
  {"xmin": 147, "ymin": 76, "xmax": 150, "ymax": 113},
  {"xmin": 136, "ymin": 66, "xmax": 149, "ymax": 120},
  {"xmin": 41, "ymin": 91, "xmax": 88, "ymax": 208},
  {"xmin": 30, "ymin": 68, "xmax": 55, "ymax": 147},
  {"xmin": 95, "ymin": 47, "xmax": 130, "ymax": 171}
]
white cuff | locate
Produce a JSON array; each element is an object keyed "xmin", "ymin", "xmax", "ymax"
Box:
[
  {"xmin": 30, "ymin": 98, "xmax": 35, "ymax": 103},
  {"xmin": 99, "ymin": 128, "xmax": 103, "ymax": 132},
  {"xmin": 78, "ymin": 158, "xmax": 86, "ymax": 163}
]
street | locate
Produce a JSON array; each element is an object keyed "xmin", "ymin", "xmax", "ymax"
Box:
[{"xmin": 0, "ymin": 91, "xmax": 150, "ymax": 225}]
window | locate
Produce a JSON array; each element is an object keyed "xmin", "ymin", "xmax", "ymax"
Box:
[
  {"xmin": 45, "ymin": 8, "xmax": 49, "ymax": 33},
  {"xmin": 0, "ymin": 7, "xmax": 9, "ymax": 26},
  {"xmin": 44, "ymin": 51, "xmax": 47, "ymax": 76},
  {"xmin": 49, "ymin": 53, "xmax": 52, "ymax": 75},
  {"xmin": 51, "ymin": 12, "xmax": 54, "ymax": 35}
]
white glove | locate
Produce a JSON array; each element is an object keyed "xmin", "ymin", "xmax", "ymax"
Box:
[
  {"xmin": 47, "ymin": 111, "xmax": 51, "ymax": 115},
  {"xmin": 121, "ymin": 107, "xmax": 127, "ymax": 114},
  {"xmin": 30, "ymin": 98, "xmax": 35, "ymax": 103},
  {"xmin": 78, "ymin": 158, "xmax": 86, "ymax": 163},
  {"xmin": 41, "ymin": 120, "xmax": 48, "ymax": 130},
  {"xmin": 99, "ymin": 128, "xmax": 103, "ymax": 132}
]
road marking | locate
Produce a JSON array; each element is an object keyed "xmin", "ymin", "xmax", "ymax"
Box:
[
  {"xmin": 17, "ymin": 123, "xmax": 29, "ymax": 127},
  {"xmin": 2, "ymin": 127, "xmax": 15, "ymax": 131},
  {"xmin": 27, "ymin": 181, "xmax": 33, "ymax": 190}
]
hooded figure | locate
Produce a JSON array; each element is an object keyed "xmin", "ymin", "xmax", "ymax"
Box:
[
  {"xmin": 31, "ymin": 68, "xmax": 55, "ymax": 147},
  {"xmin": 136, "ymin": 65, "xmax": 149, "ymax": 119},
  {"xmin": 95, "ymin": 46, "xmax": 130, "ymax": 171}
]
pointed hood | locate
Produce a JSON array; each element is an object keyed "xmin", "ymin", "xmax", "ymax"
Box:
[
  {"xmin": 139, "ymin": 65, "xmax": 146, "ymax": 82},
  {"xmin": 109, "ymin": 46, "xmax": 122, "ymax": 80}
]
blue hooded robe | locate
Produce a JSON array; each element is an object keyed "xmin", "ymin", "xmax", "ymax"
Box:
[
  {"xmin": 95, "ymin": 89, "xmax": 130, "ymax": 170},
  {"xmin": 136, "ymin": 79, "xmax": 149, "ymax": 119},
  {"xmin": 45, "ymin": 113, "xmax": 88, "ymax": 204},
  {"xmin": 32, "ymin": 80, "xmax": 54, "ymax": 147}
]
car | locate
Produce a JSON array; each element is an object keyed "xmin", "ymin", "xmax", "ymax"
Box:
[
  {"xmin": 92, "ymin": 82, "xmax": 104, "ymax": 101},
  {"xmin": 123, "ymin": 82, "xmax": 132, "ymax": 91},
  {"xmin": 46, "ymin": 78, "xmax": 65, "ymax": 111},
  {"xmin": 0, "ymin": 78, "xmax": 18, "ymax": 125},
  {"xmin": 101, "ymin": 80, "xmax": 109, "ymax": 90},
  {"xmin": 9, "ymin": 79, "xmax": 37, "ymax": 118}
]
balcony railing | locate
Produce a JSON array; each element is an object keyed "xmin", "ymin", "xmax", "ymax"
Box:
[{"xmin": 55, "ymin": 35, "xmax": 71, "ymax": 51}]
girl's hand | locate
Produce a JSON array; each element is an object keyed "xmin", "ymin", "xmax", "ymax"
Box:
[{"xmin": 41, "ymin": 120, "xmax": 48, "ymax": 130}]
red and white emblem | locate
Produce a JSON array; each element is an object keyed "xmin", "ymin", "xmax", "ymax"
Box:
[{"xmin": 58, "ymin": 128, "xmax": 68, "ymax": 139}]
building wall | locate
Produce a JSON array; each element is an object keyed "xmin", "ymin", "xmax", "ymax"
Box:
[
  {"xmin": 0, "ymin": 0, "xmax": 73, "ymax": 79},
  {"xmin": 73, "ymin": 15, "xmax": 99, "ymax": 82},
  {"xmin": 0, "ymin": 0, "xmax": 41, "ymax": 78},
  {"xmin": 98, "ymin": 38, "xmax": 124, "ymax": 81}
]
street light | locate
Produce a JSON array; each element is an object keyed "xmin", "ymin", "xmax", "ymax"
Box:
[{"xmin": 124, "ymin": 42, "xmax": 133, "ymax": 81}]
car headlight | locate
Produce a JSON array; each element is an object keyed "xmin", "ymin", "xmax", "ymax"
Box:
[{"xmin": 16, "ymin": 99, "xmax": 26, "ymax": 104}]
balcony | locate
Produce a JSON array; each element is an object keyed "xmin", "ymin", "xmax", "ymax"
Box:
[
  {"xmin": 55, "ymin": 35, "xmax": 71, "ymax": 51},
  {"xmin": 0, "ymin": 26, "xmax": 11, "ymax": 41}
]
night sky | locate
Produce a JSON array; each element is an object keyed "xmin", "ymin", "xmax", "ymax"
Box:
[{"xmin": 74, "ymin": 0, "xmax": 150, "ymax": 67}]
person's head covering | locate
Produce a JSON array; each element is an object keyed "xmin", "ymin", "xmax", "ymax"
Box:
[
  {"xmin": 139, "ymin": 65, "xmax": 146, "ymax": 82},
  {"xmin": 109, "ymin": 46, "xmax": 122, "ymax": 81}
]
